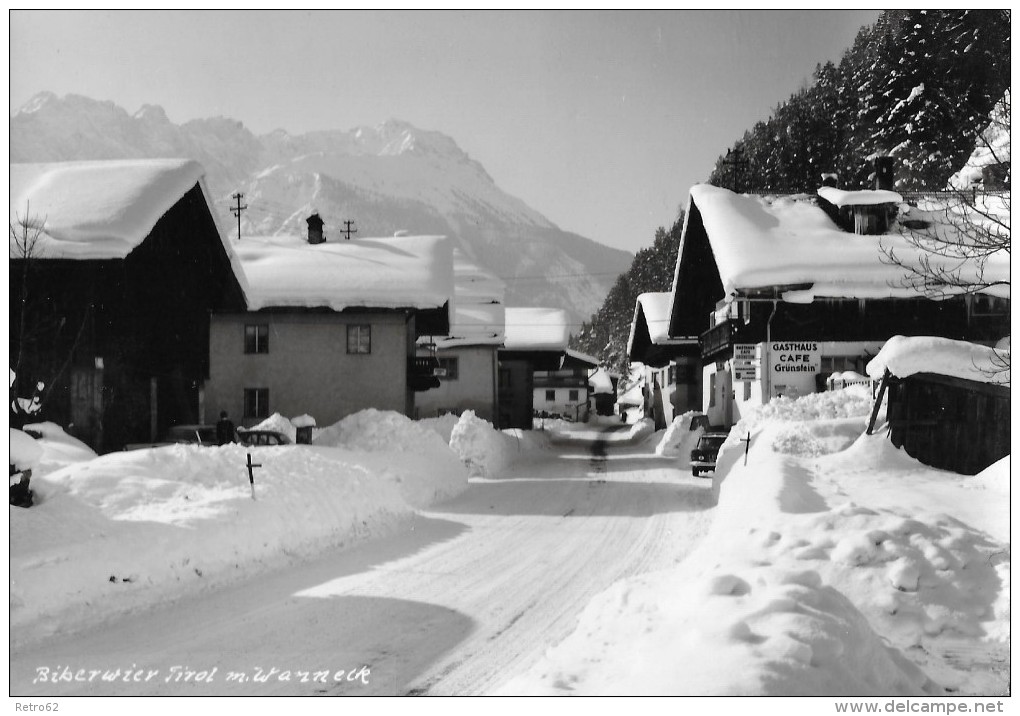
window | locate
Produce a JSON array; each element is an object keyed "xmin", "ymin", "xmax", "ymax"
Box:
[
  {"xmin": 438, "ymin": 357, "xmax": 459, "ymax": 380},
  {"xmin": 244, "ymin": 324, "xmax": 268, "ymax": 354},
  {"xmin": 243, "ymin": 388, "xmax": 269, "ymax": 420},
  {"xmin": 545, "ymin": 389, "xmax": 556, "ymax": 402},
  {"xmin": 568, "ymin": 389, "xmax": 580, "ymax": 402},
  {"xmin": 347, "ymin": 324, "xmax": 371, "ymax": 354}
]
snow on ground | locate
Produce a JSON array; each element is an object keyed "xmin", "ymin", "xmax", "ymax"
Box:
[
  {"xmin": 10, "ymin": 409, "xmax": 538, "ymax": 649},
  {"xmin": 654, "ymin": 411, "xmax": 704, "ymax": 465},
  {"xmin": 502, "ymin": 387, "xmax": 1009, "ymax": 696},
  {"xmin": 449, "ymin": 410, "xmax": 545, "ymax": 478}
]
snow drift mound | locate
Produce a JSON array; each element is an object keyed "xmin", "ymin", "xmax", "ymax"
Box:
[
  {"xmin": 449, "ymin": 410, "xmax": 528, "ymax": 478},
  {"xmin": 315, "ymin": 408, "xmax": 451, "ymax": 454},
  {"xmin": 655, "ymin": 411, "xmax": 704, "ymax": 464}
]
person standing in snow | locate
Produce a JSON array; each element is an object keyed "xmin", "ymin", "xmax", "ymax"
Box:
[{"xmin": 216, "ymin": 411, "xmax": 236, "ymax": 445}]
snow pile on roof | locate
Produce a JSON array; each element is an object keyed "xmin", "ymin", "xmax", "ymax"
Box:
[
  {"xmin": 234, "ymin": 234, "xmax": 453, "ymax": 312},
  {"xmin": 433, "ymin": 252, "xmax": 505, "ymax": 348},
  {"xmin": 503, "ymin": 307, "xmax": 570, "ymax": 351},
  {"xmin": 588, "ymin": 367, "xmax": 614, "ymax": 395},
  {"xmin": 817, "ymin": 186, "xmax": 903, "ymax": 207},
  {"xmin": 10, "ymin": 410, "xmax": 472, "ymax": 647},
  {"xmin": 504, "ymin": 389, "xmax": 1008, "ymax": 695},
  {"xmin": 10, "ymin": 160, "xmax": 208, "ymax": 260},
  {"xmin": 688, "ymin": 184, "xmax": 1010, "ymax": 300},
  {"xmin": 949, "ymin": 91, "xmax": 1010, "ymax": 190},
  {"xmin": 866, "ymin": 335, "xmax": 1009, "ymax": 386},
  {"xmin": 634, "ymin": 292, "xmax": 674, "ymax": 344},
  {"xmin": 564, "ymin": 347, "xmax": 599, "ymax": 367}
]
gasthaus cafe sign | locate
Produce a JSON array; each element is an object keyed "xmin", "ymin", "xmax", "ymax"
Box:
[{"xmin": 768, "ymin": 341, "xmax": 821, "ymax": 399}]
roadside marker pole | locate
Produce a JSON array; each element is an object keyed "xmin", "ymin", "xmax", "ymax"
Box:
[
  {"xmin": 741, "ymin": 432, "xmax": 751, "ymax": 466},
  {"xmin": 246, "ymin": 453, "xmax": 262, "ymax": 500}
]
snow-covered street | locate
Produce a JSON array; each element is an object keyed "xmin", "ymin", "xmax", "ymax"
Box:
[{"xmin": 10, "ymin": 425, "xmax": 715, "ymax": 696}]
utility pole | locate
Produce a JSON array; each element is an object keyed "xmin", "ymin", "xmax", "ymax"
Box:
[
  {"xmin": 721, "ymin": 147, "xmax": 750, "ymax": 193},
  {"xmin": 231, "ymin": 192, "xmax": 248, "ymax": 240},
  {"xmin": 341, "ymin": 220, "xmax": 357, "ymax": 241}
]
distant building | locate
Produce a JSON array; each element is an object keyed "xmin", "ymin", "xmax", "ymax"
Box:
[
  {"xmin": 204, "ymin": 224, "xmax": 453, "ymax": 428},
  {"xmin": 499, "ymin": 307, "xmax": 586, "ymax": 429},
  {"xmin": 415, "ymin": 252, "xmax": 505, "ymax": 423},
  {"xmin": 626, "ymin": 292, "xmax": 699, "ymax": 429},
  {"xmin": 667, "ymin": 174, "xmax": 1009, "ymax": 427},
  {"xmin": 9, "ymin": 160, "xmax": 246, "ymax": 451}
]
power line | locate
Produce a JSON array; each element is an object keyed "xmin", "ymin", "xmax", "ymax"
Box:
[{"xmin": 230, "ymin": 193, "xmax": 248, "ymax": 241}]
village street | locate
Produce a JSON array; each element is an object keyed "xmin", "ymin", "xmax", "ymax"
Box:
[{"xmin": 10, "ymin": 426, "xmax": 716, "ymax": 696}]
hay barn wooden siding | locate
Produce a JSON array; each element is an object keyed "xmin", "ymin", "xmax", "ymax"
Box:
[{"xmin": 886, "ymin": 372, "xmax": 1010, "ymax": 475}]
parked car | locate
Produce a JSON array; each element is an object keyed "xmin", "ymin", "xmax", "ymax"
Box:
[
  {"xmin": 691, "ymin": 432, "xmax": 729, "ymax": 477},
  {"xmin": 236, "ymin": 427, "xmax": 291, "ymax": 446},
  {"xmin": 124, "ymin": 424, "xmax": 218, "ymax": 450}
]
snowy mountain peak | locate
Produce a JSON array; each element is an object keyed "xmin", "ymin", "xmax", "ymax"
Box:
[
  {"xmin": 10, "ymin": 93, "xmax": 632, "ymax": 323},
  {"xmin": 16, "ymin": 91, "xmax": 58, "ymax": 115},
  {"xmin": 133, "ymin": 104, "xmax": 170, "ymax": 124}
]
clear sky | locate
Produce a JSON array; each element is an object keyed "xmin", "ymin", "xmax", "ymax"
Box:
[{"xmin": 10, "ymin": 9, "xmax": 880, "ymax": 254}]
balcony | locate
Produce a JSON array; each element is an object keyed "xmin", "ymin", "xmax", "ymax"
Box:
[
  {"xmin": 699, "ymin": 320, "xmax": 734, "ymax": 362},
  {"xmin": 408, "ymin": 356, "xmax": 442, "ymax": 392}
]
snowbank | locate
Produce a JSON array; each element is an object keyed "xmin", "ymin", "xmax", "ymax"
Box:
[
  {"xmin": 417, "ymin": 413, "xmax": 461, "ymax": 444},
  {"xmin": 449, "ymin": 410, "xmax": 535, "ymax": 478},
  {"xmin": 22, "ymin": 422, "xmax": 98, "ymax": 477},
  {"xmin": 867, "ymin": 335, "xmax": 1009, "ymax": 385},
  {"xmin": 654, "ymin": 411, "xmax": 704, "ymax": 464},
  {"xmin": 503, "ymin": 388, "xmax": 1009, "ymax": 696},
  {"xmin": 10, "ymin": 410, "xmax": 470, "ymax": 648},
  {"xmin": 10, "ymin": 428, "xmax": 43, "ymax": 470}
]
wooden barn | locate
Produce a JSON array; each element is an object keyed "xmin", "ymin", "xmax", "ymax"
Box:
[
  {"xmin": 868, "ymin": 336, "xmax": 1010, "ymax": 475},
  {"xmin": 9, "ymin": 160, "xmax": 246, "ymax": 452}
]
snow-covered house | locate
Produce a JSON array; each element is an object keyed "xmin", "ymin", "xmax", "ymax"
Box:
[
  {"xmin": 204, "ymin": 228, "xmax": 453, "ymax": 428},
  {"xmin": 588, "ymin": 366, "xmax": 618, "ymax": 417},
  {"xmin": 667, "ymin": 178, "xmax": 1009, "ymax": 427},
  {"xmin": 499, "ymin": 307, "xmax": 591, "ymax": 428},
  {"xmin": 9, "ymin": 159, "xmax": 247, "ymax": 451},
  {"xmin": 626, "ymin": 292, "xmax": 699, "ymax": 428},
  {"xmin": 415, "ymin": 252, "xmax": 505, "ymax": 423},
  {"xmin": 867, "ymin": 336, "xmax": 1009, "ymax": 475}
]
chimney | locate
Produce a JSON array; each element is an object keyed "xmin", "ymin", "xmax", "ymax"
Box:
[
  {"xmin": 873, "ymin": 156, "xmax": 894, "ymax": 191},
  {"xmin": 820, "ymin": 172, "xmax": 839, "ymax": 188},
  {"xmin": 306, "ymin": 213, "xmax": 325, "ymax": 244}
]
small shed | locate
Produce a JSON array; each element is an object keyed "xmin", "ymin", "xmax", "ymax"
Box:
[{"xmin": 867, "ymin": 336, "xmax": 1010, "ymax": 475}]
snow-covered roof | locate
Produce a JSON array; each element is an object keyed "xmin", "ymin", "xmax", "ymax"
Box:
[
  {"xmin": 816, "ymin": 187, "xmax": 902, "ymax": 207},
  {"xmin": 866, "ymin": 335, "xmax": 1009, "ymax": 386},
  {"xmin": 10, "ymin": 159, "xmax": 215, "ymax": 260},
  {"xmin": 565, "ymin": 348, "xmax": 599, "ymax": 367},
  {"xmin": 686, "ymin": 184, "xmax": 1010, "ymax": 301},
  {"xmin": 949, "ymin": 91, "xmax": 1010, "ymax": 190},
  {"xmin": 589, "ymin": 367, "xmax": 615, "ymax": 395},
  {"xmin": 431, "ymin": 252, "xmax": 505, "ymax": 348},
  {"xmin": 235, "ymin": 234, "xmax": 454, "ymax": 312},
  {"xmin": 503, "ymin": 307, "xmax": 570, "ymax": 352}
]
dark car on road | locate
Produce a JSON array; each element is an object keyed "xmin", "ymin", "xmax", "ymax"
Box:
[{"xmin": 691, "ymin": 432, "xmax": 729, "ymax": 477}]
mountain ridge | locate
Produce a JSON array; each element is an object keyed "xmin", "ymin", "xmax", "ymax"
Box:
[{"xmin": 12, "ymin": 92, "xmax": 631, "ymax": 323}]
